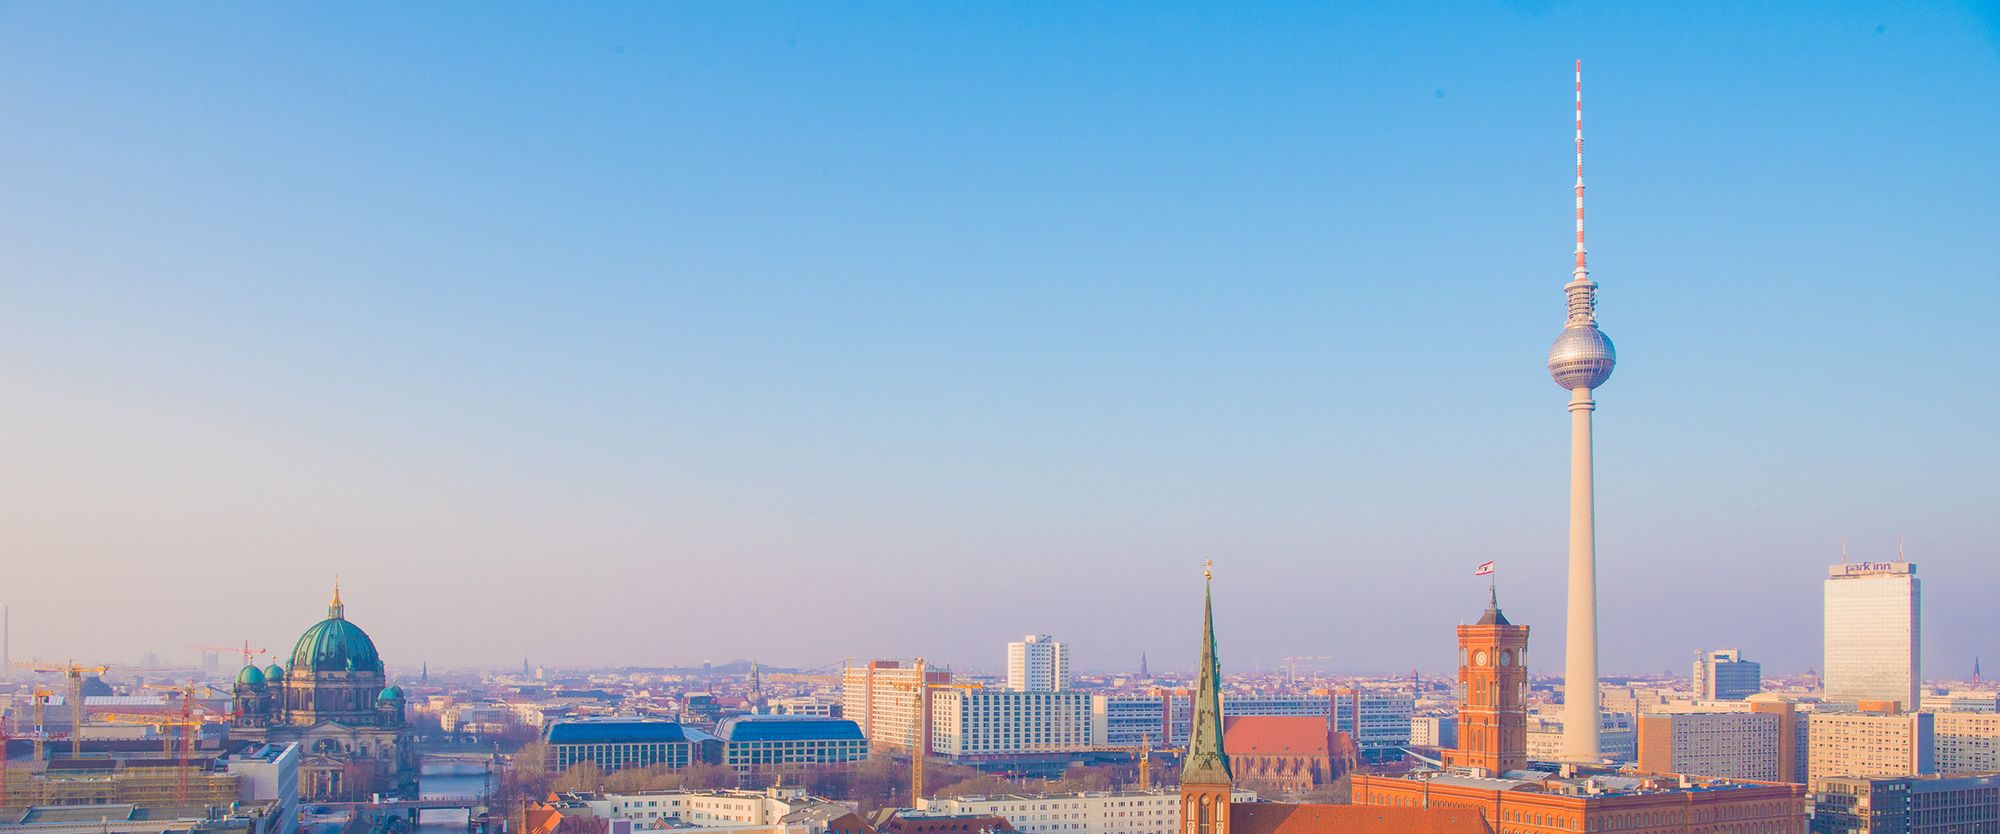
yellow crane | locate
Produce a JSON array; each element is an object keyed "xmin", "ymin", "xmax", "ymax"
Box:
[
  {"xmin": 1136, "ymin": 733, "xmax": 1152, "ymax": 790},
  {"xmin": 96, "ymin": 684, "xmax": 223, "ymax": 804},
  {"xmin": 884, "ymin": 659, "xmax": 984, "ymax": 803},
  {"xmin": 12, "ymin": 661, "xmax": 112, "ymax": 759}
]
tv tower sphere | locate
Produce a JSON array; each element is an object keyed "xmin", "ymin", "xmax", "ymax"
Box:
[{"xmin": 1548, "ymin": 324, "xmax": 1615, "ymax": 390}]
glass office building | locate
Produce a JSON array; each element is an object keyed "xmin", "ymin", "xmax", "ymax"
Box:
[{"xmin": 1824, "ymin": 561, "xmax": 1921, "ymax": 709}]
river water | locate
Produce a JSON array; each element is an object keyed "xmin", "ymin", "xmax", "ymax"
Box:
[{"xmin": 414, "ymin": 761, "xmax": 494, "ymax": 834}]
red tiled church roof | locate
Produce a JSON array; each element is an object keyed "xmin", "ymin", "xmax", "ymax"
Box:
[
  {"xmin": 1230, "ymin": 803, "xmax": 1488, "ymax": 834},
  {"xmin": 1223, "ymin": 716, "xmax": 1331, "ymax": 756}
]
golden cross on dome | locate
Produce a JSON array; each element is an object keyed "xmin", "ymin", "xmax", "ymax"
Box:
[{"xmin": 1202, "ymin": 559, "xmax": 1213, "ymax": 581}]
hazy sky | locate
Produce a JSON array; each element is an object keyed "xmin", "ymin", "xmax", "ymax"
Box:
[{"xmin": 1, "ymin": 3, "xmax": 1996, "ymax": 680}]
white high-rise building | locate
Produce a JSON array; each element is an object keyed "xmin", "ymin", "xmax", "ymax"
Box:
[
  {"xmin": 1824, "ymin": 561, "xmax": 1921, "ymax": 709},
  {"xmin": 1007, "ymin": 634, "xmax": 1071, "ymax": 692}
]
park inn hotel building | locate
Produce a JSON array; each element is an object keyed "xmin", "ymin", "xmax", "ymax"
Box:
[{"xmin": 1824, "ymin": 561, "xmax": 1921, "ymax": 710}]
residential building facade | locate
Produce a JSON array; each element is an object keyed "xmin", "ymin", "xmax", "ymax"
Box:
[
  {"xmin": 1636, "ymin": 711, "xmax": 1781, "ymax": 781},
  {"xmin": 1931, "ymin": 712, "xmax": 2000, "ymax": 775},
  {"xmin": 919, "ymin": 790, "xmax": 1255, "ymax": 834},
  {"xmin": 1809, "ymin": 711, "xmax": 1934, "ymax": 781}
]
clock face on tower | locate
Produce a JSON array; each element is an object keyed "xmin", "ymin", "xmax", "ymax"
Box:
[
  {"xmin": 1474, "ymin": 650, "xmax": 1489, "ymax": 666},
  {"xmin": 1500, "ymin": 650, "xmax": 1513, "ymax": 666}
]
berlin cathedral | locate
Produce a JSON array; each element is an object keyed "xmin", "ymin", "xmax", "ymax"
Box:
[{"xmin": 233, "ymin": 585, "xmax": 414, "ymax": 800}]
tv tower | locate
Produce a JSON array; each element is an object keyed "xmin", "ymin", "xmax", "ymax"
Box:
[{"xmin": 1548, "ymin": 60, "xmax": 1616, "ymax": 762}]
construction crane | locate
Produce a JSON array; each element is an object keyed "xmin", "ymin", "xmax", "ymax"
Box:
[
  {"xmin": 97, "ymin": 684, "xmax": 221, "ymax": 804},
  {"xmin": 27, "ymin": 686, "xmax": 55, "ymax": 763},
  {"xmin": 1137, "ymin": 733, "xmax": 1151, "ymax": 790},
  {"xmin": 12, "ymin": 661, "xmax": 111, "ymax": 758},
  {"xmin": 1280, "ymin": 656, "xmax": 1336, "ymax": 687},
  {"xmin": 186, "ymin": 642, "xmax": 268, "ymax": 668},
  {"xmin": 1, "ymin": 711, "xmax": 12, "ymax": 808},
  {"xmin": 883, "ymin": 659, "xmax": 984, "ymax": 803}
]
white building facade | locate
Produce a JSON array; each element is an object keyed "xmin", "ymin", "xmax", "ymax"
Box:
[
  {"xmin": 918, "ymin": 789, "xmax": 1256, "ymax": 834},
  {"xmin": 1932, "ymin": 711, "xmax": 2000, "ymax": 774},
  {"xmin": 1527, "ymin": 710, "xmax": 1636, "ymax": 763},
  {"xmin": 1007, "ymin": 635, "xmax": 1072, "ymax": 693},
  {"xmin": 928, "ymin": 689, "xmax": 1106, "ymax": 757}
]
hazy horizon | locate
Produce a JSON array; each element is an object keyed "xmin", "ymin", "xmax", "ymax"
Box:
[{"xmin": 2, "ymin": 4, "xmax": 1995, "ymax": 680}]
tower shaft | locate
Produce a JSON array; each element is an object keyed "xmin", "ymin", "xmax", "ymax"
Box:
[{"xmin": 1562, "ymin": 387, "xmax": 1600, "ymax": 761}]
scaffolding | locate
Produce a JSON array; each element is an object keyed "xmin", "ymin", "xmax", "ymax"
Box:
[{"xmin": 0, "ymin": 764, "xmax": 239, "ymax": 810}]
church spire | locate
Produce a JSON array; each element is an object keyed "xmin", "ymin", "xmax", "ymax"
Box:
[{"xmin": 1182, "ymin": 561, "xmax": 1231, "ymax": 785}]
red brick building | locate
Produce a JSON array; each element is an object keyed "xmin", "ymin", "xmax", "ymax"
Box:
[
  {"xmin": 1219, "ymin": 716, "xmax": 1359, "ymax": 795},
  {"xmin": 1348, "ymin": 594, "xmax": 1807, "ymax": 834}
]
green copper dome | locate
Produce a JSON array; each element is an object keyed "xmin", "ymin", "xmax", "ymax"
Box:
[
  {"xmin": 265, "ymin": 664, "xmax": 287, "ymax": 682},
  {"xmin": 378, "ymin": 685, "xmax": 403, "ymax": 701},
  {"xmin": 289, "ymin": 587, "xmax": 383, "ymax": 674},
  {"xmin": 237, "ymin": 665, "xmax": 267, "ymax": 687}
]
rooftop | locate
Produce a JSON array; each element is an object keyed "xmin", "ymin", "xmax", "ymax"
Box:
[
  {"xmin": 715, "ymin": 716, "xmax": 864, "ymax": 743},
  {"xmin": 546, "ymin": 719, "xmax": 700, "ymax": 745}
]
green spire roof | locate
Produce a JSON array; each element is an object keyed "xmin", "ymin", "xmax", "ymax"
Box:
[{"xmin": 1181, "ymin": 566, "xmax": 1231, "ymax": 785}]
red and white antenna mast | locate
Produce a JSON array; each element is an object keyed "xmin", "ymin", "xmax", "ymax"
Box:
[
  {"xmin": 1564, "ymin": 59, "xmax": 1598, "ymax": 327},
  {"xmin": 1573, "ymin": 60, "xmax": 1588, "ymax": 282}
]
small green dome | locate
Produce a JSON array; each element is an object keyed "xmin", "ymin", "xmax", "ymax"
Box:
[
  {"xmin": 237, "ymin": 665, "xmax": 267, "ymax": 687},
  {"xmin": 265, "ymin": 664, "xmax": 287, "ymax": 682},
  {"xmin": 378, "ymin": 685, "xmax": 403, "ymax": 702}
]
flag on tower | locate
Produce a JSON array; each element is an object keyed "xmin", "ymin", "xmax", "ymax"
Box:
[{"xmin": 1474, "ymin": 560, "xmax": 1495, "ymax": 576}]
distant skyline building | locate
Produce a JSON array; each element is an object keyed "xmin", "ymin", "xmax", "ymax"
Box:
[
  {"xmin": 1692, "ymin": 648, "xmax": 1763, "ymax": 701},
  {"xmin": 1006, "ymin": 634, "xmax": 1071, "ymax": 692},
  {"xmin": 1102, "ymin": 692, "xmax": 1413, "ymax": 752},
  {"xmin": 1547, "ymin": 60, "xmax": 1618, "ymax": 764},
  {"xmin": 1824, "ymin": 560, "xmax": 1921, "ymax": 709}
]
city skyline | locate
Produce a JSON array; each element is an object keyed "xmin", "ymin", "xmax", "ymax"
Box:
[{"xmin": 1, "ymin": 4, "xmax": 1996, "ymax": 674}]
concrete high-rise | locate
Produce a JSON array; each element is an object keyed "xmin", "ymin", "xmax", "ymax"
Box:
[
  {"xmin": 1547, "ymin": 60, "xmax": 1618, "ymax": 763},
  {"xmin": 1824, "ymin": 561, "xmax": 1921, "ymax": 709},
  {"xmin": 1006, "ymin": 634, "xmax": 1071, "ymax": 692},
  {"xmin": 1693, "ymin": 648, "xmax": 1763, "ymax": 701},
  {"xmin": 841, "ymin": 659, "xmax": 950, "ymax": 753}
]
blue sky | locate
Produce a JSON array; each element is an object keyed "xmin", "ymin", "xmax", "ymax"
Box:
[{"xmin": 0, "ymin": 3, "xmax": 1995, "ymax": 677}]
